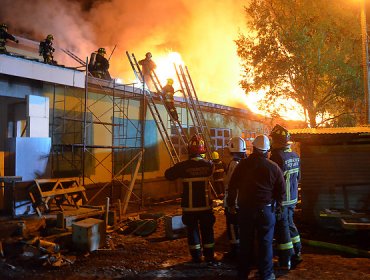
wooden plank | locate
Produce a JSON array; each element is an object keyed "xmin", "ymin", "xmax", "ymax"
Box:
[{"xmin": 41, "ymin": 186, "xmax": 86, "ymax": 197}]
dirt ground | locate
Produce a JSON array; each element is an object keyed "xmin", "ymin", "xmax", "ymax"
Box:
[{"xmin": 1, "ymin": 202, "xmax": 370, "ymax": 280}]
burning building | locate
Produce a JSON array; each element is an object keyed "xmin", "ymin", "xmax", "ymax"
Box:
[{"xmin": 0, "ymin": 33, "xmax": 271, "ymax": 217}]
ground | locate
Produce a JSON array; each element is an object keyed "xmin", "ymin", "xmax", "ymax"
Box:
[{"xmin": 1, "ymin": 202, "xmax": 370, "ymax": 280}]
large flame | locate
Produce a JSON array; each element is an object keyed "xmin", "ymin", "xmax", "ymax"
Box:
[{"xmin": 2, "ymin": 0, "xmax": 307, "ymax": 122}]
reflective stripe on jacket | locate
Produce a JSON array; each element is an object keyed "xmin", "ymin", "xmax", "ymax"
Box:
[{"xmin": 270, "ymin": 147, "xmax": 300, "ymax": 206}]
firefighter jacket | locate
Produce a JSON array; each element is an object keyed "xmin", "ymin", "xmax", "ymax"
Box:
[
  {"xmin": 211, "ymin": 159, "xmax": 225, "ymax": 183},
  {"xmin": 226, "ymin": 151, "xmax": 285, "ymax": 209},
  {"xmin": 39, "ymin": 40, "xmax": 55, "ymax": 57},
  {"xmin": 270, "ymin": 147, "xmax": 300, "ymax": 206},
  {"xmin": 165, "ymin": 156, "xmax": 213, "ymax": 212},
  {"xmin": 223, "ymin": 156, "xmax": 242, "ymax": 208},
  {"xmin": 162, "ymin": 84, "xmax": 175, "ymax": 104},
  {"xmin": 0, "ymin": 29, "xmax": 17, "ymax": 50},
  {"xmin": 138, "ymin": 58, "xmax": 156, "ymax": 76}
]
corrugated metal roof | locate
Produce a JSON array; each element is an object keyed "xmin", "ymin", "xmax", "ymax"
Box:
[{"xmin": 290, "ymin": 127, "xmax": 370, "ymax": 135}]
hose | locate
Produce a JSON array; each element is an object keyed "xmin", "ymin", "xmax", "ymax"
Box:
[{"xmin": 302, "ymin": 238, "xmax": 370, "ymax": 258}]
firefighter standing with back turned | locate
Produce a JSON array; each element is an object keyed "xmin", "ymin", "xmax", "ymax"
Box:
[
  {"xmin": 270, "ymin": 124, "xmax": 302, "ymax": 270},
  {"xmin": 227, "ymin": 134, "xmax": 285, "ymax": 280},
  {"xmin": 165, "ymin": 134, "xmax": 217, "ymax": 265},
  {"xmin": 223, "ymin": 136, "xmax": 247, "ymax": 260},
  {"xmin": 0, "ymin": 23, "xmax": 19, "ymax": 54}
]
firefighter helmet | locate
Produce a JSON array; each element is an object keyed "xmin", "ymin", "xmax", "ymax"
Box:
[
  {"xmin": 211, "ymin": 151, "xmax": 219, "ymax": 160},
  {"xmin": 252, "ymin": 135, "xmax": 270, "ymax": 152},
  {"xmin": 188, "ymin": 134, "xmax": 206, "ymax": 155},
  {"xmin": 167, "ymin": 78, "xmax": 174, "ymax": 85},
  {"xmin": 46, "ymin": 34, "xmax": 54, "ymax": 41},
  {"xmin": 98, "ymin": 48, "xmax": 106, "ymax": 55},
  {"xmin": 0, "ymin": 23, "xmax": 7, "ymax": 30},
  {"xmin": 270, "ymin": 124, "xmax": 291, "ymax": 146},
  {"xmin": 145, "ymin": 52, "xmax": 152, "ymax": 59},
  {"xmin": 227, "ymin": 137, "xmax": 246, "ymax": 153}
]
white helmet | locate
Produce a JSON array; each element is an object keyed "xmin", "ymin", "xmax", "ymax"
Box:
[
  {"xmin": 252, "ymin": 135, "xmax": 270, "ymax": 151},
  {"xmin": 228, "ymin": 137, "xmax": 246, "ymax": 153}
]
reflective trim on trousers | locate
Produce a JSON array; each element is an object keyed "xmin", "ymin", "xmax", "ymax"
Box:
[
  {"xmin": 291, "ymin": 235, "xmax": 301, "ymax": 244},
  {"xmin": 189, "ymin": 244, "xmax": 201, "ymax": 250},
  {"xmin": 277, "ymin": 241, "xmax": 294, "ymax": 250},
  {"xmin": 203, "ymin": 243, "xmax": 215, "ymax": 249}
]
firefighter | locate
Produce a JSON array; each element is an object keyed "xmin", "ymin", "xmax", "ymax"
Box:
[
  {"xmin": 165, "ymin": 134, "xmax": 216, "ymax": 264},
  {"xmin": 0, "ymin": 23, "xmax": 19, "ymax": 54},
  {"xmin": 162, "ymin": 78, "xmax": 179, "ymax": 121},
  {"xmin": 227, "ymin": 134, "xmax": 285, "ymax": 280},
  {"xmin": 223, "ymin": 136, "xmax": 246, "ymax": 260},
  {"xmin": 270, "ymin": 124, "xmax": 302, "ymax": 269},
  {"xmin": 39, "ymin": 34, "xmax": 57, "ymax": 64},
  {"xmin": 138, "ymin": 52, "xmax": 156, "ymax": 90},
  {"xmin": 210, "ymin": 151, "xmax": 225, "ymax": 198},
  {"xmin": 88, "ymin": 47, "xmax": 112, "ymax": 80}
]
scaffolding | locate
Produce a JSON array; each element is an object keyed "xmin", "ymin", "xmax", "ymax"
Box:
[{"xmin": 51, "ymin": 57, "xmax": 145, "ymax": 212}]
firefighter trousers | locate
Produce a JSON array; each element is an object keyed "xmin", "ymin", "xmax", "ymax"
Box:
[
  {"xmin": 275, "ymin": 206, "xmax": 294, "ymax": 264},
  {"xmin": 182, "ymin": 210, "xmax": 216, "ymax": 262},
  {"xmin": 225, "ymin": 207, "xmax": 240, "ymax": 254},
  {"xmin": 238, "ymin": 205, "xmax": 275, "ymax": 280},
  {"xmin": 287, "ymin": 205, "xmax": 301, "ymax": 255}
]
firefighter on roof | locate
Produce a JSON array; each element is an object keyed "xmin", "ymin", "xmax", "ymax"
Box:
[
  {"xmin": 162, "ymin": 78, "xmax": 179, "ymax": 122},
  {"xmin": 270, "ymin": 124, "xmax": 302, "ymax": 270},
  {"xmin": 138, "ymin": 52, "xmax": 156, "ymax": 91},
  {"xmin": 165, "ymin": 134, "xmax": 217, "ymax": 264},
  {"xmin": 223, "ymin": 136, "xmax": 246, "ymax": 260},
  {"xmin": 88, "ymin": 47, "xmax": 112, "ymax": 80},
  {"xmin": 0, "ymin": 23, "xmax": 19, "ymax": 54},
  {"xmin": 39, "ymin": 34, "xmax": 57, "ymax": 64}
]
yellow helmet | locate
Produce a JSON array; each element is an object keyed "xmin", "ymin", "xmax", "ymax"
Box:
[
  {"xmin": 98, "ymin": 48, "xmax": 106, "ymax": 55},
  {"xmin": 46, "ymin": 34, "xmax": 54, "ymax": 41},
  {"xmin": 167, "ymin": 78, "xmax": 174, "ymax": 85},
  {"xmin": 211, "ymin": 151, "xmax": 219, "ymax": 160}
]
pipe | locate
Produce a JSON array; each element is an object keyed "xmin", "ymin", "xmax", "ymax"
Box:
[{"xmin": 302, "ymin": 238, "xmax": 370, "ymax": 258}]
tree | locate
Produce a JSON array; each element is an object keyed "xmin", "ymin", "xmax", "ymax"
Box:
[{"xmin": 236, "ymin": 0, "xmax": 363, "ymax": 127}]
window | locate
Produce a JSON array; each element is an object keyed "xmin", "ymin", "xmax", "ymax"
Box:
[{"xmin": 210, "ymin": 128, "xmax": 231, "ymax": 150}]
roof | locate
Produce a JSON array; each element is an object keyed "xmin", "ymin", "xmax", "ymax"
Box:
[
  {"xmin": 290, "ymin": 126, "xmax": 370, "ymax": 144},
  {"xmin": 290, "ymin": 127, "xmax": 370, "ymax": 135}
]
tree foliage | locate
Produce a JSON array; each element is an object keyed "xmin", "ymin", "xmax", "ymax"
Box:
[{"xmin": 236, "ymin": 0, "xmax": 363, "ymax": 127}]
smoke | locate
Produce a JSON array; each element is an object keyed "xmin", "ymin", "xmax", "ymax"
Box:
[{"xmin": 0, "ymin": 0, "xmax": 250, "ymax": 108}]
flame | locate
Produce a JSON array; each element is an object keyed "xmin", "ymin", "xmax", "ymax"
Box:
[{"xmin": 155, "ymin": 51, "xmax": 184, "ymax": 93}]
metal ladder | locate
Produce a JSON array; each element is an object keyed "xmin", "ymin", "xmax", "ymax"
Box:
[
  {"xmin": 126, "ymin": 51, "xmax": 185, "ymax": 164},
  {"xmin": 175, "ymin": 64, "xmax": 214, "ymax": 159}
]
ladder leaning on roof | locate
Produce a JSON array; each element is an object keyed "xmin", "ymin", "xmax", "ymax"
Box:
[
  {"xmin": 126, "ymin": 51, "xmax": 186, "ymax": 165},
  {"xmin": 174, "ymin": 64, "xmax": 214, "ymax": 159}
]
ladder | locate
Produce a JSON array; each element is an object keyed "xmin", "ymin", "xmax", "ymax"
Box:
[
  {"xmin": 131, "ymin": 53, "xmax": 189, "ymax": 147},
  {"xmin": 126, "ymin": 51, "xmax": 183, "ymax": 164},
  {"xmin": 175, "ymin": 64, "xmax": 214, "ymax": 159}
]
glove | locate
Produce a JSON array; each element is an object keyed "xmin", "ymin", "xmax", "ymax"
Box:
[
  {"xmin": 275, "ymin": 207, "xmax": 283, "ymax": 221},
  {"xmin": 228, "ymin": 206, "xmax": 237, "ymax": 215},
  {"xmin": 15, "ymin": 40, "xmax": 19, "ymax": 44}
]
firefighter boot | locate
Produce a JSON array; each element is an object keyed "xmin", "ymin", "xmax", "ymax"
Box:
[
  {"xmin": 291, "ymin": 252, "xmax": 303, "ymax": 268},
  {"xmin": 278, "ymin": 255, "xmax": 291, "ymax": 270}
]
